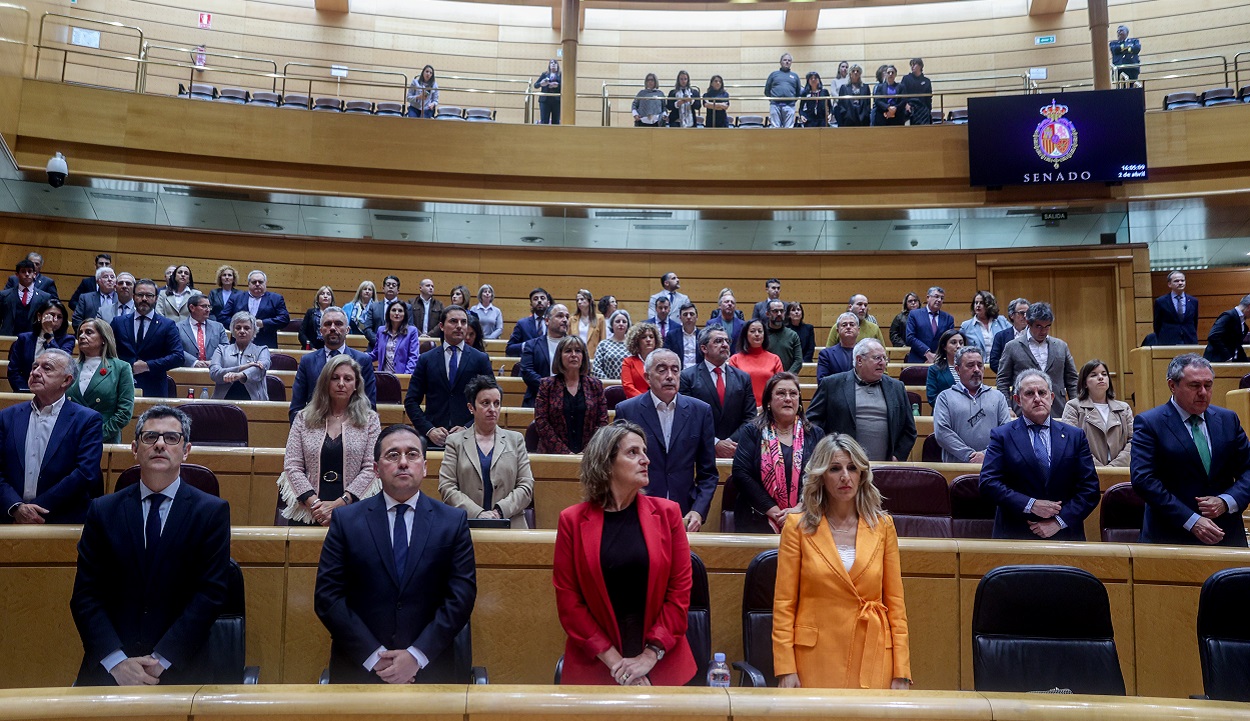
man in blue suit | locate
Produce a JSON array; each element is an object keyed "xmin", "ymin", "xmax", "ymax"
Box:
[
  {"xmin": 519, "ymin": 303, "xmax": 568, "ymax": 407},
  {"xmin": 904, "ymin": 286, "xmax": 954, "ymax": 363},
  {"xmin": 1132, "ymin": 354, "xmax": 1250, "ymax": 547},
  {"xmin": 1152, "ymin": 270, "xmax": 1199, "ymax": 346},
  {"xmin": 315, "ymin": 424, "xmax": 476, "ymax": 684},
  {"xmin": 71, "ymin": 405, "xmax": 230, "ymax": 686},
  {"xmin": 221, "ymin": 270, "xmax": 289, "ymax": 348},
  {"xmin": 705, "ymin": 290, "xmax": 745, "ymax": 345},
  {"xmin": 645, "ymin": 296, "xmax": 682, "ymax": 338},
  {"xmin": 679, "ymin": 327, "xmax": 756, "ymax": 458},
  {"xmin": 403, "ymin": 306, "xmax": 493, "ymax": 449},
  {"xmin": 978, "ymin": 369, "xmax": 1100, "ymax": 541},
  {"xmin": 615, "ymin": 349, "xmax": 717, "ymax": 532},
  {"xmin": 664, "ymin": 303, "xmax": 703, "ymax": 369},
  {"xmin": 506, "ymin": 287, "xmax": 550, "ymax": 357},
  {"xmin": 290, "ymin": 307, "xmax": 376, "ymax": 422},
  {"xmin": 988, "ymin": 297, "xmax": 1030, "ymax": 372},
  {"xmin": 111, "ymin": 279, "xmax": 183, "ymax": 399},
  {"xmin": 1, "ymin": 348, "xmax": 103, "ymax": 524},
  {"xmin": 816, "ymin": 312, "xmax": 859, "ymax": 382}
]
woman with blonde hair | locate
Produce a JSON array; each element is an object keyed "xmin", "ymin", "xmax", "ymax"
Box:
[
  {"xmin": 299, "ymin": 285, "xmax": 336, "ymax": 350},
  {"xmin": 210, "ymin": 264, "xmax": 239, "ymax": 323},
  {"xmin": 66, "ymin": 318, "xmax": 134, "ymax": 443},
  {"xmin": 343, "ymin": 280, "xmax": 376, "ymax": 336}
]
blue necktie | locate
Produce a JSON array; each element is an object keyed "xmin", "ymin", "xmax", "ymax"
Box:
[
  {"xmin": 145, "ymin": 493, "xmax": 167, "ymax": 560},
  {"xmin": 393, "ymin": 504, "xmax": 409, "ymax": 575},
  {"xmin": 448, "ymin": 346, "xmax": 460, "ymax": 384},
  {"xmin": 137, "ymin": 315, "xmax": 148, "ymax": 344},
  {"xmin": 1029, "ymin": 423, "xmax": 1050, "ymax": 474}
]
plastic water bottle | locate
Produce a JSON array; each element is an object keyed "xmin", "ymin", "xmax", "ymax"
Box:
[
  {"xmin": 707, "ymin": 652, "xmax": 731, "ymax": 687},
  {"xmin": 912, "ymin": 403, "xmax": 921, "ymax": 416},
  {"xmin": 200, "ymin": 388, "xmax": 209, "ymax": 399}
]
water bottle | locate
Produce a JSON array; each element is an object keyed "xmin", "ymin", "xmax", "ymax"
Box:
[
  {"xmin": 200, "ymin": 388, "xmax": 209, "ymax": 399},
  {"xmin": 706, "ymin": 652, "xmax": 731, "ymax": 687},
  {"xmin": 912, "ymin": 403, "xmax": 921, "ymax": 417}
]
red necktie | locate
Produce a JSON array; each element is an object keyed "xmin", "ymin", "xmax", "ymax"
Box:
[
  {"xmin": 21, "ymin": 287, "xmax": 29, "ymax": 306},
  {"xmin": 196, "ymin": 323, "xmax": 206, "ymax": 361},
  {"xmin": 930, "ymin": 313, "xmax": 938, "ymax": 335},
  {"xmin": 713, "ymin": 366, "xmax": 725, "ymax": 405}
]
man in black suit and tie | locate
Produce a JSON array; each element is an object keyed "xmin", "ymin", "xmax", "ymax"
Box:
[
  {"xmin": 806, "ymin": 339, "xmax": 917, "ymax": 462},
  {"xmin": 69, "ymin": 253, "xmax": 112, "ymax": 310},
  {"xmin": 0, "ymin": 259, "xmax": 52, "ymax": 336},
  {"xmin": 314, "ymin": 424, "xmax": 476, "ymax": 684},
  {"xmin": 221, "ymin": 270, "xmax": 289, "ymax": 348},
  {"xmin": 70, "ymin": 405, "xmax": 231, "ymax": 685},
  {"xmin": 404, "ymin": 306, "xmax": 493, "ymax": 449},
  {"xmin": 904, "ymin": 286, "xmax": 954, "ymax": 363},
  {"xmin": 177, "ymin": 293, "xmax": 228, "ymax": 368},
  {"xmin": 410, "ymin": 278, "xmax": 444, "ymax": 337},
  {"xmin": 364, "ymin": 276, "xmax": 409, "ymax": 351},
  {"xmin": 679, "ymin": 327, "xmax": 756, "ymax": 458},
  {"xmin": 519, "ymin": 303, "xmax": 569, "ymax": 407},
  {"xmin": 988, "ymin": 297, "xmax": 1030, "ymax": 372},
  {"xmin": 4, "ymin": 251, "xmax": 58, "ymax": 299},
  {"xmin": 664, "ymin": 303, "xmax": 703, "ymax": 369},
  {"xmin": 506, "ymin": 287, "xmax": 550, "ymax": 357},
  {"xmin": 751, "ymin": 278, "xmax": 782, "ymax": 322},
  {"xmin": 1202, "ymin": 294, "xmax": 1249, "ymax": 363},
  {"xmin": 615, "ymin": 349, "xmax": 717, "ymax": 531},
  {"xmin": 1132, "ymin": 354, "xmax": 1250, "ymax": 547},
  {"xmin": 72, "ymin": 267, "xmax": 121, "ymax": 329},
  {"xmin": 111, "ymin": 279, "xmax": 183, "ymax": 399},
  {"xmin": 1152, "ymin": 270, "xmax": 1199, "ymax": 345},
  {"xmin": 290, "ymin": 307, "xmax": 377, "ymax": 422}
]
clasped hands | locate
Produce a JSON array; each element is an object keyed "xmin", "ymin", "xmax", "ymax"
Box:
[
  {"xmin": 766, "ymin": 505, "xmax": 802, "ymax": 529},
  {"xmin": 372, "ymin": 649, "xmax": 420, "ymax": 684},
  {"xmin": 304, "ymin": 496, "xmax": 346, "ymax": 526},
  {"xmin": 111, "ymin": 656, "xmax": 165, "ymax": 686},
  {"xmin": 1192, "ymin": 496, "xmax": 1229, "ymax": 544},
  {"xmin": 610, "ymin": 651, "xmax": 656, "ymax": 687},
  {"xmin": 426, "ymin": 425, "xmax": 464, "ymax": 447},
  {"xmin": 1028, "ymin": 500, "xmax": 1063, "ymax": 539}
]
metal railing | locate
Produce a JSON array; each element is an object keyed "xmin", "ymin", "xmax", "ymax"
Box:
[
  {"xmin": 282, "ymin": 61, "xmax": 408, "ymax": 105},
  {"xmin": 418, "ymin": 73, "xmax": 537, "ymax": 123},
  {"xmin": 1234, "ymin": 51, "xmax": 1250, "ymax": 94},
  {"xmin": 1112, "ymin": 53, "xmax": 1229, "ymax": 88},
  {"xmin": 140, "ymin": 43, "xmax": 279, "ymax": 94},
  {"xmin": 35, "ymin": 12, "xmax": 143, "ymax": 90}
]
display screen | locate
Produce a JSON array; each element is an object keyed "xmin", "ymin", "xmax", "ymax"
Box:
[{"xmin": 967, "ymin": 89, "xmax": 1148, "ymax": 187}]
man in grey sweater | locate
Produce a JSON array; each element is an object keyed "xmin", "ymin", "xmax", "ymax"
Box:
[
  {"xmin": 933, "ymin": 346, "xmax": 1012, "ymax": 464},
  {"xmin": 764, "ymin": 299, "xmax": 804, "ymax": 373},
  {"xmin": 765, "ymin": 53, "xmax": 800, "ymax": 129}
]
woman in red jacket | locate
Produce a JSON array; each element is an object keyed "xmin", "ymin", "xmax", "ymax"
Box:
[{"xmin": 620, "ymin": 322, "xmax": 662, "ymax": 399}]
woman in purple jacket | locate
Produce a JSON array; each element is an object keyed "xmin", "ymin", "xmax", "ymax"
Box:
[{"xmin": 371, "ymin": 300, "xmax": 421, "ymax": 374}]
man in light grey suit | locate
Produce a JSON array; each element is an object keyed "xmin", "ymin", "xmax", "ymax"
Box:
[
  {"xmin": 71, "ymin": 267, "xmax": 120, "ymax": 329},
  {"xmin": 177, "ymin": 293, "xmax": 228, "ymax": 368},
  {"xmin": 995, "ymin": 302, "xmax": 1078, "ymax": 418}
]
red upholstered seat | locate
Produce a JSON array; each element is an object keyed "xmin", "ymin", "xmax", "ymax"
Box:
[
  {"xmin": 181, "ymin": 402, "xmax": 250, "ymax": 447},
  {"xmin": 115, "ymin": 463, "xmax": 220, "ymax": 497},
  {"xmin": 873, "ymin": 465, "xmax": 952, "ymax": 538},
  {"xmin": 1099, "ymin": 482, "xmax": 1144, "ymax": 543},
  {"xmin": 950, "ymin": 473, "xmax": 995, "ymax": 539}
]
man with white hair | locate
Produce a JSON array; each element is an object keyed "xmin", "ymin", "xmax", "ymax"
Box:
[
  {"xmin": 72, "ymin": 266, "xmax": 120, "ymax": 328},
  {"xmin": 806, "ymin": 339, "xmax": 916, "ymax": 462},
  {"xmin": 221, "ymin": 270, "xmax": 289, "ymax": 348}
]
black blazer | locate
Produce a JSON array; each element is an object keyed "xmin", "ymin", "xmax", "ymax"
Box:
[
  {"xmin": 835, "ymin": 83, "xmax": 871, "ymax": 127},
  {"xmin": 299, "ymin": 307, "xmax": 326, "ymax": 350},
  {"xmin": 665, "ymin": 87, "xmax": 701, "ymax": 126},
  {"xmin": 507, "ymin": 316, "xmax": 544, "ymax": 357},
  {"xmin": 519, "ymin": 336, "xmax": 552, "ymax": 407},
  {"xmin": 988, "ymin": 326, "xmax": 1017, "ymax": 372},
  {"xmin": 69, "ymin": 276, "xmax": 98, "ymax": 309},
  {"xmin": 1153, "ymin": 293, "xmax": 1199, "ymax": 345},
  {"xmin": 403, "ymin": 344, "xmax": 493, "ymax": 440},
  {"xmin": 221, "ymin": 291, "xmax": 289, "ymax": 348},
  {"xmin": 70, "ymin": 481, "xmax": 231, "ymax": 685},
  {"xmin": 664, "ymin": 326, "xmax": 704, "ymax": 368},
  {"xmin": 679, "ymin": 362, "xmax": 756, "ymax": 441},
  {"xmin": 314, "ymin": 492, "xmax": 476, "ymax": 683},
  {"xmin": 614, "ymin": 392, "xmax": 718, "ymax": 520},
  {"xmin": 0, "ymin": 398, "xmax": 103, "ymax": 523},
  {"xmin": 791, "ymin": 323, "xmax": 816, "ymax": 363},
  {"xmin": 4, "ymin": 273, "xmax": 58, "ymax": 298},
  {"xmin": 730, "ymin": 422, "xmax": 825, "ymax": 533},
  {"xmin": 805, "ymin": 370, "xmax": 917, "ymax": 462},
  {"xmin": 1203, "ymin": 309, "xmax": 1248, "ymax": 363},
  {"xmin": 0, "ymin": 285, "xmax": 52, "ymax": 335}
]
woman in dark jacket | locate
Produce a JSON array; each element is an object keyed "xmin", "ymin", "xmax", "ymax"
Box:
[
  {"xmin": 534, "ymin": 58, "xmax": 562, "ymax": 125},
  {"xmin": 535, "ymin": 336, "xmax": 609, "ymax": 454},
  {"xmin": 666, "ymin": 70, "xmax": 701, "ymax": 128},
  {"xmin": 835, "ymin": 64, "xmax": 871, "ymax": 127},
  {"xmin": 299, "ymin": 285, "xmax": 335, "ymax": 350},
  {"xmin": 798, "ymin": 72, "xmax": 832, "ymax": 128},
  {"xmin": 8, "ymin": 299, "xmax": 75, "ymax": 392},
  {"xmin": 785, "ymin": 302, "xmax": 816, "ymax": 363},
  {"xmin": 889, "ymin": 292, "xmax": 921, "ymax": 348},
  {"xmin": 703, "ymin": 75, "xmax": 730, "ymax": 128},
  {"xmin": 873, "ymin": 64, "xmax": 906, "ymax": 126}
]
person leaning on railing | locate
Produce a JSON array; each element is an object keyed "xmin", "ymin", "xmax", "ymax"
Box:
[
  {"xmin": 1109, "ymin": 25, "xmax": 1142, "ymax": 83},
  {"xmin": 632, "ymin": 73, "xmax": 666, "ymax": 127}
]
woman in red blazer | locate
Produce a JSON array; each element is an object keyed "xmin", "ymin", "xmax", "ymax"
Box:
[
  {"xmin": 620, "ymin": 322, "xmax": 662, "ymax": 398},
  {"xmin": 535, "ymin": 336, "xmax": 609, "ymax": 453},
  {"xmin": 554, "ymin": 421, "xmax": 697, "ymax": 686}
]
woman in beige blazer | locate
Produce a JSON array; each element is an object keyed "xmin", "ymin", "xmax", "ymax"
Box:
[
  {"xmin": 439, "ymin": 375, "xmax": 535, "ymax": 528},
  {"xmin": 1061, "ymin": 359, "xmax": 1133, "ymax": 467},
  {"xmin": 573, "ymin": 289, "xmax": 607, "ymax": 359}
]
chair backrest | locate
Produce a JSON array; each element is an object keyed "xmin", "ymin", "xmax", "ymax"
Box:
[
  {"xmin": 872, "ymin": 466, "xmax": 952, "ymax": 538},
  {"xmin": 202, "ymin": 558, "xmax": 248, "ymax": 683},
  {"xmin": 190, "ymin": 83, "xmax": 217, "ymax": 99},
  {"xmin": 313, "ymin": 97, "xmax": 343, "ymax": 111},
  {"xmin": 1198, "ymin": 567, "xmax": 1250, "ymax": 701},
  {"xmin": 165, "ymin": 376, "xmax": 179, "ymax": 398},
  {"xmin": 284, "ymin": 318, "xmax": 303, "ymax": 333},
  {"xmin": 741, "ymin": 549, "xmax": 779, "ymax": 686},
  {"xmin": 376, "ymin": 101, "xmax": 403, "ymax": 115},
  {"xmin": 972, "ymin": 565, "xmax": 1125, "ymax": 695},
  {"xmin": 269, "ymin": 353, "xmax": 300, "ymax": 371},
  {"xmin": 921, "ymin": 434, "xmax": 942, "ymax": 462},
  {"xmin": 374, "ymin": 371, "xmax": 403, "ymax": 404},
  {"xmin": 898, "ymin": 365, "xmax": 929, "ymax": 386},
  {"xmin": 1099, "ymin": 482, "xmax": 1144, "ymax": 543},
  {"xmin": 344, "ymin": 100, "xmax": 374, "ymax": 113},
  {"xmin": 280, "ymin": 94, "xmax": 310, "ymax": 109},
  {"xmin": 1240, "ymin": 85, "xmax": 1250, "ymax": 101},
  {"xmin": 1200, "ymin": 87, "xmax": 1236, "ymax": 105},
  {"xmin": 686, "ymin": 552, "xmax": 712, "ymax": 685},
  {"xmin": 181, "ymin": 402, "xmax": 250, "ymax": 447},
  {"xmin": 436, "ymin": 106, "xmax": 465, "ymax": 119},
  {"xmin": 218, "ymin": 88, "xmax": 249, "ymax": 104},
  {"xmin": 604, "ymin": 384, "xmax": 626, "ymax": 411},
  {"xmin": 1164, "ymin": 91, "xmax": 1200, "ymax": 110},
  {"xmin": 736, "ymin": 115, "xmax": 765, "ymax": 127},
  {"xmin": 250, "ymin": 91, "xmax": 280, "ymax": 107},
  {"xmin": 265, "ymin": 374, "xmax": 286, "ymax": 402},
  {"xmin": 720, "ymin": 473, "xmax": 738, "ymax": 533},
  {"xmin": 115, "ymin": 463, "xmax": 221, "ymax": 497},
  {"xmin": 948, "ymin": 108, "xmax": 969, "ymax": 123},
  {"xmin": 949, "ymin": 473, "xmax": 995, "ymax": 539},
  {"xmin": 1240, "ymin": 372, "xmax": 1250, "ymax": 390},
  {"xmin": 465, "ymin": 108, "xmax": 494, "ymax": 121},
  {"xmin": 524, "ymin": 421, "xmax": 539, "ymax": 452},
  {"xmin": 929, "ymin": 109, "xmax": 944, "ymax": 124}
]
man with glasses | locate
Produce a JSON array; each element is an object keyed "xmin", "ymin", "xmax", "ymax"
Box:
[
  {"xmin": 314, "ymin": 424, "xmax": 476, "ymax": 683},
  {"xmin": 221, "ymin": 270, "xmax": 289, "ymax": 349},
  {"xmin": 806, "ymin": 339, "xmax": 916, "ymax": 462},
  {"xmin": 177, "ymin": 293, "xmax": 228, "ymax": 368},
  {"xmin": 111, "ymin": 279, "xmax": 183, "ymax": 398},
  {"xmin": 70, "ymin": 405, "xmax": 231, "ymax": 685},
  {"xmin": 904, "ymin": 286, "xmax": 954, "ymax": 363},
  {"xmin": 932, "ymin": 346, "xmax": 1011, "ymax": 464}
]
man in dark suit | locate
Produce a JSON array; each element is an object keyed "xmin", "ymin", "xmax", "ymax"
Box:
[
  {"xmin": 69, "ymin": 253, "xmax": 112, "ymax": 310},
  {"xmin": 1132, "ymin": 354, "xmax": 1250, "ymax": 547},
  {"xmin": 664, "ymin": 303, "xmax": 703, "ymax": 369},
  {"xmin": 995, "ymin": 302, "xmax": 1078, "ymax": 418},
  {"xmin": 706, "ymin": 290, "xmax": 745, "ymax": 344},
  {"xmin": 410, "ymin": 278, "xmax": 444, "ymax": 337},
  {"xmin": 645, "ymin": 296, "xmax": 682, "ymax": 338},
  {"xmin": 615, "ymin": 349, "xmax": 717, "ymax": 531},
  {"xmin": 404, "ymin": 306, "xmax": 493, "ymax": 449},
  {"xmin": 806, "ymin": 339, "xmax": 916, "ymax": 462},
  {"xmin": 72, "ymin": 267, "xmax": 121, "ymax": 329},
  {"xmin": 679, "ymin": 327, "xmax": 756, "ymax": 458},
  {"xmin": 988, "ymin": 297, "xmax": 1030, "ymax": 372},
  {"xmin": 0, "ymin": 259, "xmax": 52, "ymax": 336},
  {"xmin": 111, "ymin": 279, "xmax": 183, "ymax": 399},
  {"xmin": 1203, "ymin": 294, "xmax": 1249, "ymax": 363},
  {"xmin": 70, "ymin": 405, "xmax": 230, "ymax": 686},
  {"xmin": 177, "ymin": 293, "xmax": 228, "ymax": 368},
  {"xmin": 751, "ymin": 278, "xmax": 782, "ymax": 322},
  {"xmin": 506, "ymin": 287, "xmax": 550, "ymax": 357},
  {"xmin": 4, "ymin": 251, "xmax": 58, "ymax": 299},
  {"xmin": 0, "ymin": 348, "xmax": 103, "ymax": 524},
  {"xmin": 904, "ymin": 286, "xmax": 954, "ymax": 363},
  {"xmin": 364, "ymin": 276, "xmax": 409, "ymax": 351},
  {"xmin": 314, "ymin": 424, "xmax": 476, "ymax": 684},
  {"xmin": 290, "ymin": 307, "xmax": 377, "ymax": 422},
  {"xmin": 222, "ymin": 270, "xmax": 289, "ymax": 348},
  {"xmin": 519, "ymin": 304, "xmax": 568, "ymax": 407},
  {"xmin": 978, "ymin": 369, "xmax": 1100, "ymax": 541},
  {"xmin": 816, "ymin": 312, "xmax": 859, "ymax": 382},
  {"xmin": 1153, "ymin": 270, "xmax": 1199, "ymax": 345}
]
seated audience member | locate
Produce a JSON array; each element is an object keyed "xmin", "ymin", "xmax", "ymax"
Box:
[
  {"xmin": 620, "ymin": 321, "xmax": 663, "ymax": 399},
  {"xmin": 407, "ymin": 64, "xmax": 440, "ymax": 118},
  {"xmin": 646, "ymin": 296, "xmax": 682, "ymax": 338},
  {"xmin": 281, "ymin": 355, "xmax": 382, "ymax": 526},
  {"xmin": 706, "ymin": 290, "xmax": 745, "ymax": 343},
  {"xmin": 8, "ymin": 299, "xmax": 75, "ymax": 393},
  {"xmin": 1203, "ymin": 293, "xmax": 1250, "ymax": 363},
  {"xmin": 888, "ymin": 292, "xmax": 921, "ymax": 348},
  {"xmin": 222, "ymin": 270, "xmax": 289, "ymax": 349},
  {"xmin": 592, "ymin": 310, "xmax": 632, "ymax": 381},
  {"xmin": 70, "ymin": 405, "xmax": 229, "ymax": 686},
  {"xmin": 1061, "ymin": 359, "xmax": 1133, "ymax": 467},
  {"xmin": 314, "ymin": 424, "xmax": 476, "ymax": 684},
  {"xmin": 177, "ymin": 293, "xmax": 227, "ymax": 369},
  {"xmin": 979, "ymin": 369, "xmax": 1100, "ymax": 541},
  {"xmin": 68, "ymin": 319, "xmax": 135, "ymax": 443},
  {"xmin": 898, "ymin": 58, "xmax": 932, "ymax": 125},
  {"xmin": 764, "ymin": 300, "xmax": 804, "ymax": 373},
  {"xmin": 573, "ymin": 289, "xmax": 606, "ymax": 357},
  {"xmin": 731, "ymin": 373, "xmax": 825, "ymax": 534},
  {"xmin": 4, "ymin": 251, "xmax": 58, "ymax": 297},
  {"xmin": 728, "ymin": 318, "xmax": 783, "ymax": 406},
  {"xmin": 904, "ymin": 286, "xmax": 954, "ymax": 363},
  {"xmin": 1153, "ymin": 270, "xmax": 1199, "ymax": 346},
  {"xmin": 112, "ymin": 279, "xmax": 183, "ymax": 399},
  {"xmin": 932, "ymin": 347, "xmax": 1011, "ymax": 464},
  {"xmin": 299, "ymin": 286, "xmax": 336, "ymax": 350},
  {"xmin": 155, "ymin": 265, "xmax": 196, "ymax": 322},
  {"xmin": 925, "ymin": 329, "xmax": 966, "ymax": 409},
  {"xmin": 209, "ymin": 264, "xmax": 239, "ymax": 324},
  {"xmin": 872, "ymin": 64, "xmax": 905, "ymax": 126},
  {"xmin": 69, "ymin": 253, "xmax": 111, "ymax": 309},
  {"xmin": 520, "ymin": 304, "xmax": 571, "ymax": 407},
  {"xmin": 988, "ymin": 297, "xmax": 1031, "ymax": 372},
  {"xmin": 209, "ymin": 312, "xmax": 272, "ymax": 401},
  {"xmin": 410, "ymin": 278, "xmax": 444, "ymax": 338},
  {"xmin": 703, "ymin": 74, "xmax": 730, "ymax": 128},
  {"xmin": 439, "ymin": 375, "xmax": 535, "ymax": 527},
  {"xmin": 786, "ymin": 302, "xmax": 816, "ymax": 363},
  {"xmin": 71, "ymin": 267, "xmax": 120, "ymax": 328},
  {"xmin": 405, "ymin": 306, "xmax": 493, "ymax": 448},
  {"xmin": 666, "ymin": 70, "xmax": 701, "ymax": 127},
  {"xmin": 291, "ymin": 307, "xmax": 377, "ymax": 422},
  {"xmin": 807, "ymin": 339, "xmax": 916, "ymax": 462},
  {"xmin": 995, "ymin": 302, "xmax": 1078, "ymax": 418},
  {"xmin": 0, "ymin": 259, "xmax": 52, "ymax": 336},
  {"xmin": 632, "ymin": 73, "xmax": 666, "ymax": 127},
  {"xmin": 817, "ymin": 312, "xmax": 860, "ymax": 382},
  {"xmin": 773, "ymin": 434, "xmax": 910, "ymax": 690},
  {"xmin": 364, "ymin": 276, "xmax": 408, "ymax": 350},
  {"xmin": 470, "ymin": 284, "xmax": 503, "ymax": 340},
  {"xmin": 507, "ymin": 287, "xmax": 551, "ymax": 357},
  {"xmin": 834, "ymin": 64, "xmax": 872, "ymax": 127},
  {"xmin": 553, "ymin": 421, "xmax": 697, "ymax": 686},
  {"xmin": 343, "ymin": 280, "xmax": 376, "ymax": 337},
  {"xmin": 664, "ymin": 303, "xmax": 702, "ymax": 369},
  {"xmin": 960, "ymin": 290, "xmax": 1010, "ymax": 355},
  {"xmin": 0, "ymin": 348, "xmax": 103, "ymax": 524},
  {"xmin": 680, "ymin": 326, "xmax": 756, "ymax": 458},
  {"xmin": 465, "ymin": 313, "xmax": 487, "ymax": 353},
  {"xmin": 535, "ymin": 336, "xmax": 608, "ymax": 454},
  {"xmin": 752, "ymin": 278, "xmax": 783, "ymax": 323},
  {"xmin": 830, "ymin": 294, "xmax": 884, "ymax": 347},
  {"xmin": 372, "ymin": 300, "xmax": 421, "ymax": 374}
]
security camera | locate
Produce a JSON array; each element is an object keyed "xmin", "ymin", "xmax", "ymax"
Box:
[{"xmin": 46, "ymin": 152, "xmax": 67, "ymax": 188}]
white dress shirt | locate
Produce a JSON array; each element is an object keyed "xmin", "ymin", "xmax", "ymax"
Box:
[
  {"xmin": 681, "ymin": 330, "xmax": 698, "ymax": 367},
  {"xmin": 443, "ymin": 341, "xmax": 465, "ymax": 377},
  {"xmin": 546, "ymin": 336, "xmax": 561, "ymax": 375},
  {"xmin": 133, "ymin": 311, "xmax": 157, "ymax": 341},
  {"xmin": 650, "ymin": 391, "xmax": 676, "ymax": 449},
  {"xmin": 362, "ymin": 492, "xmax": 431, "ymax": 673},
  {"xmin": 79, "ymin": 357, "xmax": 103, "ymax": 395},
  {"xmin": 20, "ymin": 395, "xmax": 66, "ymax": 505},
  {"xmin": 247, "ymin": 294, "xmax": 262, "ymax": 317},
  {"xmin": 1027, "ymin": 336, "xmax": 1049, "ymax": 368}
]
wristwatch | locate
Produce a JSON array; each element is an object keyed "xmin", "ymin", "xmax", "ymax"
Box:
[{"xmin": 645, "ymin": 643, "xmax": 665, "ymax": 661}]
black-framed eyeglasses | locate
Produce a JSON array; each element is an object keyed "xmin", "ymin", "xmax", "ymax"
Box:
[
  {"xmin": 968, "ymin": 408, "xmax": 986, "ymax": 427},
  {"xmin": 137, "ymin": 431, "xmax": 184, "ymax": 446}
]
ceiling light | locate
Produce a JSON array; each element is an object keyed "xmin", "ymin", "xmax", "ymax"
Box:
[
  {"xmin": 259, "ymin": 223, "xmax": 284, "ymax": 231},
  {"xmin": 520, "ymin": 236, "xmax": 544, "ymax": 244},
  {"xmin": 774, "ymin": 240, "xmax": 795, "ymax": 247}
]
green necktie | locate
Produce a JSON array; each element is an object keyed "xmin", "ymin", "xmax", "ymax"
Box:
[{"xmin": 1189, "ymin": 416, "xmax": 1211, "ymax": 475}]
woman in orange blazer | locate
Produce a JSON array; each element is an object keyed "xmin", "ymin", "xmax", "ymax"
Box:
[
  {"xmin": 553, "ymin": 421, "xmax": 697, "ymax": 686},
  {"xmin": 573, "ymin": 289, "xmax": 608, "ymax": 359},
  {"xmin": 620, "ymin": 322, "xmax": 662, "ymax": 398},
  {"xmin": 773, "ymin": 433, "xmax": 911, "ymax": 689}
]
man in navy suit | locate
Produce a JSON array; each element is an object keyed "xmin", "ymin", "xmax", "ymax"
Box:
[
  {"xmin": 645, "ymin": 296, "xmax": 682, "ymax": 337},
  {"xmin": 1202, "ymin": 294, "xmax": 1249, "ymax": 363},
  {"xmin": 111, "ymin": 279, "xmax": 183, "ymax": 399},
  {"xmin": 290, "ymin": 307, "xmax": 376, "ymax": 422},
  {"xmin": 72, "ymin": 267, "xmax": 121, "ymax": 329},
  {"xmin": 68, "ymin": 253, "xmax": 111, "ymax": 310},
  {"xmin": 0, "ymin": 259, "xmax": 52, "ymax": 336},
  {"xmin": 978, "ymin": 369, "xmax": 1100, "ymax": 541},
  {"xmin": 615, "ymin": 349, "xmax": 717, "ymax": 531},
  {"xmin": 221, "ymin": 270, "xmax": 289, "ymax": 348},
  {"xmin": 3, "ymin": 252, "xmax": 59, "ymax": 298},
  {"xmin": 177, "ymin": 293, "xmax": 228, "ymax": 368},
  {"xmin": 904, "ymin": 286, "xmax": 954, "ymax": 363},
  {"xmin": 647, "ymin": 271, "xmax": 690, "ymax": 320},
  {"xmin": 70, "ymin": 405, "xmax": 230, "ymax": 686},
  {"xmin": 679, "ymin": 327, "xmax": 756, "ymax": 458},
  {"xmin": 816, "ymin": 312, "xmax": 859, "ymax": 382},
  {"xmin": 519, "ymin": 303, "xmax": 569, "ymax": 407},
  {"xmin": 404, "ymin": 306, "xmax": 493, "ymax": 448},
  {"xmin": 1132, "ymin": 354, "xmax": 1250, "ymax": 547},
  {"xmin": 705, "ymin": 290, "xmax": 745, "ymax": 345},
  {"xmin": 0, "ymin": 349, "xmax": 103, "ymax": 524},
  {"xmin": 506, "ymin": 287, "xmax": 550, "ymax": 356},
  {"xmin": 664, "ymin": 303, "xmax": 703, "ymax": 369},
  {"xmin": 315, "ymin": 424, "xmax": 476, "ymax": 684},
  {"xmin": 988, "ymin": 297, "xmax": 1030, "ymax": 372},
  {"xmin": 1152, "ymin": 270, "xmax": 1199, "ymax": 345}
]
